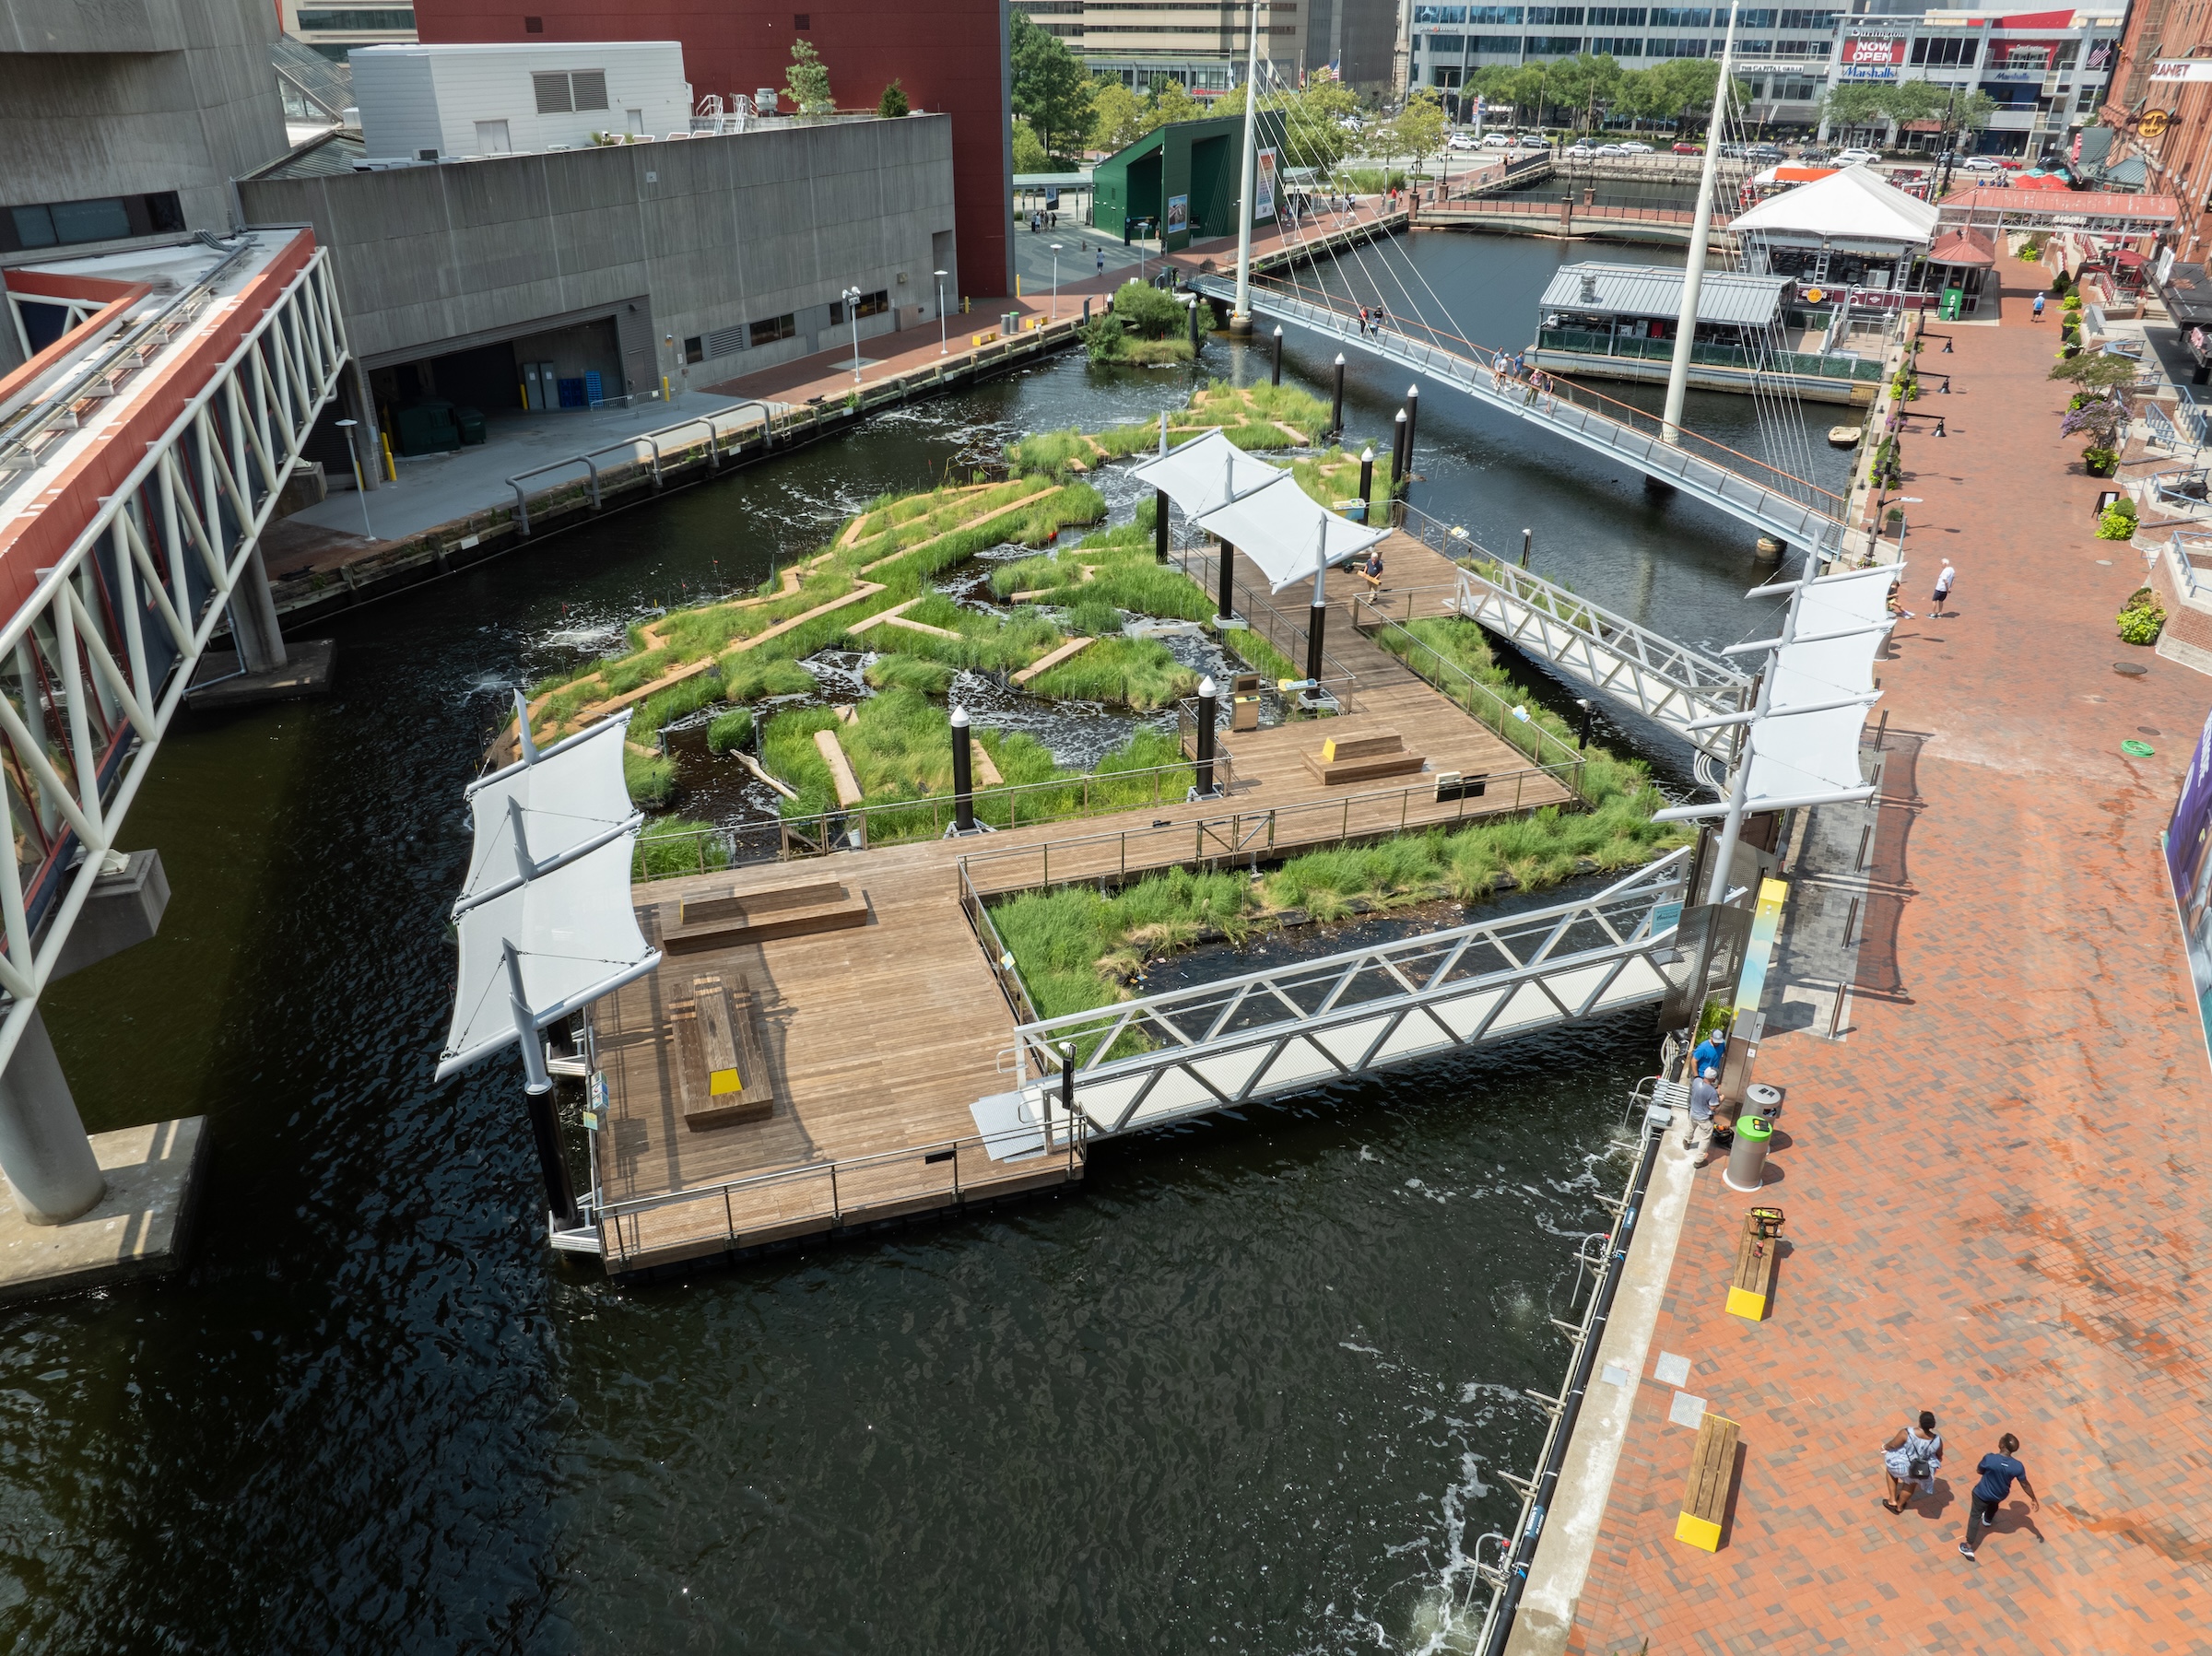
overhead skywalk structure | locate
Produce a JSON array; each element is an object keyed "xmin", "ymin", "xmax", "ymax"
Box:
[
  {"xmin": 1186, "ymin": 274, "xmax": 1846, "ymax": 555},
  {"xmin": 1450, "ymin": 561, "xmax": 1753, "ymax": 759},
  {"xmin": 976, "ymin": 851, "xmax": 1704, "ymax": 1153}
]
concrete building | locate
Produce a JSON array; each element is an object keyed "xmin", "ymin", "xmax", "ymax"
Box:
[
  {"xmin": 410, "ymin": 1, "xmax": 1015, "ymax": 299},
  {"xmin": 0, "ymin": 0, "xmax": 289, "ymax": 276},
  {"xmin": 1008, "ymin": 0, "xmax": 1404, "ymax": 97},
  {"xmin": 350, "ymin": 40, "xmax": 693, "ymax": 160},
  {"xmin": 238, "ymin": 112, "xmax": 959, "ymax": 445}
]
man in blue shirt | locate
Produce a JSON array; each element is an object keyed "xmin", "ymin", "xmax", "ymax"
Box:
[
  {"xmin": 1959, "ymin": 1432, "xmax": 2039, "ymax": 1560},
  {"xmin": 1692, "ymin": 1027, "xmax": 1728, "ymax": 1082}
]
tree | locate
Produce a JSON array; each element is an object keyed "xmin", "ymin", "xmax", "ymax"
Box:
[
  {"xmin": 1389, "ymin": 87, "xmax": 1447, "ymax": 176},
  {"xmin": 1111, "ymin": 278, "xmax": 1183, "ymax": 339},
  {"xmin": 1145, "ymin": 77, "xmax": 1204, "ymax": 130},
  {"xmin": 877, "ymin": 78, "xmax": 909, "ymax": 118},
  {"xmin": 1280, "ymin": 80, "xmax": 1359, "ymax": 173},
  {"xmin": 1089, "ymin": 78, "xmax": 1147, "ymax": 152},
  {"xmin": 1012, "ymin": 116, "xmax": 1048, "ymax": 173},
  {"xmin": 783, "ymin": 40, "xmax": 833, "ymax": 118},
  {"xmin": 1010, "ymin": 10, "xmax": 1096, "ymax": 161}
]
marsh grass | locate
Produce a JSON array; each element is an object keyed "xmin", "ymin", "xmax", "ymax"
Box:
[
  {"xmin": 624, "ymin": 748, "xmax": 678, "ymax": 808},
  {"xmin": 633, "ymin": 816, "xmax": 730, "ymax": 879},
  {"xmin": 1029, "ymin": 635, "xmax": 1199, "ymax": 709}
]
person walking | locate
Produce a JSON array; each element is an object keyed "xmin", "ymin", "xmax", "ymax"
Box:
[
  {"xmin": 1361, "ymin": 544, "xmax": 1385, "ymax": 593},
  {"xmin": 1684, "ymin": 1067, "xmax": 1719, "ymax": 1164},
  {"xmin": 1883, "ymin": 1411, "xmax": 1944, "ymax": 1514},
  {"xmin": 2032, "ymin": 291, "xmax": 2046, "ymax": 322},
  {"xmin": 1931, "ymin": 561, "xmax": 1956, "ymax": 617},
  {"xmin": 1959, "ymin": 1433, "xmax": 2038, "ymax": 1559},
  {"xmin": 1096, "ymin": 247, "xmax": 1105, "ymax": 277}
]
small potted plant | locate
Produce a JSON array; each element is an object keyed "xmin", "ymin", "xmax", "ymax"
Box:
[
  {"xmin": 2063, "ymin": 388, "xmax": 2127, "ymax": 475},
  {"xmin": 2117, "ymin": 586, "xmax": 2166, "ymax": 644}
]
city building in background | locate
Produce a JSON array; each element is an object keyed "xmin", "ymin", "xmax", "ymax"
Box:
[
  {"xmin": 278, "ymin": 0, "xmax": 419, "ymax": 61},
  {"xmin": 2099, "ymin": 0, "xmax": 2212, "ymax": 256},
  {"xmin": 409, "ymin": 1, "xmax": 1014, "ymax": 308},
  {"xmin": 1007, "ymin": 0, "xmax": 1406, "ymax": 96},
  {"xmin": 0, "ymin": 0, "xmax": 288, "ymax": 282}
]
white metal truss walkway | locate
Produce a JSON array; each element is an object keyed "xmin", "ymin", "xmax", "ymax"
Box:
[
  {"xmin": 987, "ymin": 850, "xmax": 1695, "ymax": 1147},
  {"xmin": 1447, "ymin": 563, "xmax": 1752, "ymax": 758},
  {"xmin": 1188, "ymin": 274, "xmax": 1845, "ymax": 552}
]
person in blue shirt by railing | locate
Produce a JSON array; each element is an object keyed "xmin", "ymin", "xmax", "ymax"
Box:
[{"xmin": 1959, "ymin": 1432, "xmax": 2039, "ymax": 1561}]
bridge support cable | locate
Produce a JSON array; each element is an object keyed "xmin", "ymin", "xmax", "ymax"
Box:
[
  {"xmin": 0, "ymin": 241, "xmax": 351, "ymax": 1224},
  {"xmin": 1663, "ymin": 2, "xmax": 1744, "ymax": 447}
]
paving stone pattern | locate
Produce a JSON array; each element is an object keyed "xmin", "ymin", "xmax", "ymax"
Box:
[{"xmin": 1564, "ymin": 262, "xmax": 2212, "ymax": 1655}]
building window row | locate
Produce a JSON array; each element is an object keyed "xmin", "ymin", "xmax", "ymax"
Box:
[
  {"xmin": 749, "ymin": 313, "xmax": 796, "ymax": 347},
  {"xmin": 1909, "ymin": 35, "xmax": 1976, "ymax": 65},
  {"xmin": 1644, "ymin": 35, "xmax": 1705, "ymax": 55},
  {"xmin": 830, "ymin": 289, "xmax": 890, "ymax": 324},
  {"xmin": 3, "ymin": 192, "xmax": 185, "ymax": 255},
  {"xmin": 294, "ymin": 7, "xmax": 417, "ymax": 29}
]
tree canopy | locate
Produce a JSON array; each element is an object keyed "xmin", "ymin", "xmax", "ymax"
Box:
[
  {"xmin": 782, "ymin": 40, "xmax": 833, "ymax": 118},
  {"xmin": 1386, "ymin": 87, "xmax": 1447, "ymax": 165},
  {"xmin": 1460, "ymin": 54, "xmax": 1746, "ymax": 134},
  {"xmin": 1011, "ymin": 116, "xmax": 1048, "ymax": 173},
  {"xmin": 1008, "ymin": 11, "xmax": 1095, "ymax": 159},
  {"xmin": 1820, "ymin": 78, "xmax": 1996, "ymax": 133}
]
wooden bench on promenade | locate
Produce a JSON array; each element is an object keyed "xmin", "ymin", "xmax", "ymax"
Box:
[
  {"xmin": 1675, "ymin": 1410, "xmax": 1741, "ymax": 1553},
  {"xmin": 671, "ymin": 972, "xmax": 776, "ymax": 1131},
  {"xmin": 1300, "ymin": 728, "xmax": 1426, "ymax": 787},
  {"xmin": 1726, "ymin": 1205, "xmax": 1785, "ymax": 1321},
  {"xmin": 661, "ymin": 879, "xmax": 870, "ymax": 954}
]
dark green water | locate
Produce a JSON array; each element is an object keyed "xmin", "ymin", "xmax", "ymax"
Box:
[{"xmin": 6, "ymin": 234, "xmax": 1820, "ymax": 1652}]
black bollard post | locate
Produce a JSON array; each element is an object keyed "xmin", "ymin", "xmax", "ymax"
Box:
[
  {"xmin": 1331, "ymin": 353, "xmax": 1346, "ymax": 438},
  {"xmin": 1271, "ymin": 324, "xmax": 1284, "ymax": 387},
  {"xmin": 1307, "ymin": 584, "xmax": 1327, "ymax": 687},
  {"xmin": 525, "ymin": 1089, "xmax": 581, "ymax": 1229},
  {"xmin": 1217, "ymin": 539, "xmax": 1236, "ymax": 627},
  {"xmin": 1575, "ymin": 698, "xmax": 1594, "ymax": 751},
  {"xmin": 1403, "ymin": 384, "xmax": 1420, "ymax": 478},
  {"xmin": 1083, "ymin": 296, "xmax": 1092, "ymax": 323},
  {"xmin": 1390, "ymin": 407, "xmax": 1409, "ymax": 493},
  {"xmin": 1358, "ymin": 446, "xmax": 1375, "ymax": 521},
  {"xmin": 1521, "ymin": 527, "xmax": 1532, "ymax": 569},
  {"xmin": 1154, "ymin": 487, "xmax": 1170, "ymax": 563},
  {"xmin": 1193, "ymin": 675, "xmax": 1220, "ymax": 798},
  {"xmin": 1186, "ymin": 296, "xmax": 1200, "ymax": 351},
  {"xmin": 951, "ymin": 705, "xmax": 976, "ymax": 834}
]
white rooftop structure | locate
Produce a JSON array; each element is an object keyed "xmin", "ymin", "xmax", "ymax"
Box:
[
  {"xmin": 1730, "ymin": 167, "xmax": 1943, "ymax": 256},
  {"xmin": 350, "ymin": 41, "xmax": 692, "ymax": 165},
  {"xmin": 1539, "ymin": 264, "xmax": 1788, "ymax": 329}
]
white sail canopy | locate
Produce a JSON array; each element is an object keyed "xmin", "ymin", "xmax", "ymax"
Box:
[
  {"xmin": 1134, "ymin": 428, "xmax": 1386, "ymax": 592},
  {"xmin": 456, "ymin": 712, "xmax": 641, "ymax": 915}
]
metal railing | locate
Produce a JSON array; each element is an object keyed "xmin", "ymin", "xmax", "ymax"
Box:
[
  {"xmin": 2167, "ymin": 531, "xmax": 2212, "ymax": 605},
  {"xmin": 1535, "ymin": 328, "xmax": 1886, "ymax": 383},
  {"xmin": 507, "ymin": 397, "xmax": 781, "ymax": 534},
  {"xmin": 593, "ymin": 1112, "xmax": 1088, "ymax": 1266},
  {"xmin": 2147, "ymin": 465, "xmax": 2211, "ymax": 515},
  {"xmin": 1170, "ymin": 540, "xmax": 1366, "ymax": 689},
  {"xmin": 958, "ymin": 860, "xmax": 1045, "ymax": 1028},
  {"xmin": 998, "ymin": 848, "xmax": 1692, "ymax": 1120}
]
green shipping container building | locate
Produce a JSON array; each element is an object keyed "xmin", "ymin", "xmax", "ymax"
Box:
[{"xmin": 1089, "ymin": 112, "xmax": 1291, "ymax": 254}]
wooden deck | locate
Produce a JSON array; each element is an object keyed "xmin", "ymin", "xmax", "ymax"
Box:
[{"xmin": 591, "ymin": 542, "xmax": 1581, "ymax": 1273}]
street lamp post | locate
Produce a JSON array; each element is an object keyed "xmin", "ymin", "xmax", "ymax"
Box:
[
  {"xmin": 935, "ymin": 268, "xmax": 948, "ymax": 356},
  {"xmin": 841, "ymin": 284, "xmax": 863, "ymax": 384},
  {"xmin": 335, "ymin": 417, "xmax": 375, "ymax": 541},
  {"xmin": 1050, "ymin": 242, "xmax": 1063, "ymax": 320}
]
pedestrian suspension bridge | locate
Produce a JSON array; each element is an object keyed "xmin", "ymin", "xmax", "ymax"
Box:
[{"xmin": 1186, "ymin": 272, "xmax": 1848, "ymax": 554}]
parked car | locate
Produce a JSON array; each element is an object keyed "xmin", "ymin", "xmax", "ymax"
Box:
[
  {"xmin": 1959, "ymin": 155, "xmax": 2002, "ymax": 172},
  {"xmin": 1617, "ymin": 140, "xmax": 1653, "ymax": 153},
  {"xmin": 1832, "ymin": 147, "xmax": 1878, "ymax": 166},
  {"xmin": 1480, "ymin": 132, "xmax": 1515, "ymax": 147},
  {"xmin": 1597, "ymin": 143, "xmax": 1630, "ymax": 156},
  {"xmin": 1448, "ymin": 133, "xmax": 1478, "ymax": 150},
  {"xmin": 1670, "ymin": 141, "xmax": 1702, "ymax": 155},
  {"xmin": 1744, "ymin": 143, "xmax": 1785, "ymax": 162},
  {"xmin": 1997, "ymin": 157, "xmax": 2027, "ymax": 170},
  {"xmin": 1563, "ymin": 139, "xmax": 1601, "ymax": 155}
]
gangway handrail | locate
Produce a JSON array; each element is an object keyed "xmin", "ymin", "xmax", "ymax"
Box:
[{"xmin": 506, "ymin": 396, "xmax": 780, "ymax": 534}]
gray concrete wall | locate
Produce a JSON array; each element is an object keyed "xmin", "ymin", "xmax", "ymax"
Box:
[
  {"xmin": 0, "ymin": 0, "xmax": 289, "ymax": 238},
  {"xmin": 237, "ymin": 114, "xmax": 960, "ymax": 395}
]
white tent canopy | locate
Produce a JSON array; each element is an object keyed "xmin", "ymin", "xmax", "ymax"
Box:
[
  {"xmin": 456, "ymin": 712, "xmax": 641, "ymax": 915},
  {"xmin": 1732, "ymin": 165, "xmax": 1941, "ymax": 253},
  {"xmin": 1770, "ymin": 563, "xmax": 1897, "ymax": 711},
  {"xmin": 439, "ymin": 836, "xmax": 660, "ymax": 1080},
  {"xmin": 1133, "ymin": 429, "xmax": 1386, "ymax": 592}
]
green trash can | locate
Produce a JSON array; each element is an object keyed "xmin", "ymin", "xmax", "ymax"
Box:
[
  {"xmin": 1724, "ymin": 1113, "xmax": 1773, "ymax": 1192},
  {"xmin": 1938, "ymin": 287, "xmax": 1964, "ymax": 322},
  {"xmin": 454, "ymin": 405, "xmax": 488, "ymax": 445}
]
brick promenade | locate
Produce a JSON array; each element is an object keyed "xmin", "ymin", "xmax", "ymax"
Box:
[{"xmin": 1561, "ymin": 262, "xmax": 2212, "ymax": 1652}]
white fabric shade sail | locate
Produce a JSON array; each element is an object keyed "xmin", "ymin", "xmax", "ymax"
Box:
[
  {"xmin": 438, "ymin": 709, "xmax": 659, "ymax": 1082},
  {"xmin": 1132, "ymin": 429, "xmax": 1387, "ymax": 592},
  {"xmin": 1741, "ymin": 564, "xmax": 1893, "ymax": 805}
]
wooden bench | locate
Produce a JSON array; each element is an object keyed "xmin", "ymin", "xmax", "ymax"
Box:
[
  {"xmin": 1675, "ymin": 1411, "xmax": 1741, "ymax": 1553},
  {"xmin": 1300, "ymin": 727, "xmax": 1427, "ymax": 787},
  {"xmin": 1726, "ymin": 1206, "xmax": 1785, "ymax": 1321},
  {"xmin": 661, "ymin": 878, "xmax": 871, "ymax": 953},
  {"xmin": 672, "ymin": 973, "xmax": 776, "ymax": 1130}
]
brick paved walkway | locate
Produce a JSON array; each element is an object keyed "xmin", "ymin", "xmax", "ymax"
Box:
[{"xmin": 1559, "ymin": 258, "xmax": 2212, "ymax": 1654}]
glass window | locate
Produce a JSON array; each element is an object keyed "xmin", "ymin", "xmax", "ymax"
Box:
[
  {"xmin": 293, "ymin": 7, "xmax": 418, "ymax": 26},
  {"xmin": 1412, "ymin": 4, "xmax": 1468, "ymax": 19},
  {"xmin": 10, "ymin": 206, "xmax": 55, "ymax": 249},
  {"xmin": 1736, "ymin": 41, "xmax": 1773, "ymax": 55},
  {"xmin": 1525, "ymin": 35, "xmax": 1582, "ymax": 53},
  {"xmin": 49, "ymin": 198, "xmax": 132, "ymax": 244},
  {"xmin": 1647, "ymin": 7, "xmax": 1711, "ymax": 26},
  {"xmin": 1590, "ymin": 34, "xmax": 1643, "ymax": 53},
  {"xmin": 1736, "ymin": 8, "xmax": 1777, "ymax": 24},
  {"xmin": 1646, "ymin": 35, "xmax": 1705, "ymax": 54},
  {"xmin": 1467, "ymin": 6, "xmax": 1524, "ymax": 22},
  {"xmin": 749, "ymin": 313, "xmax": 796, "ymax": 346},
  {"xmin": 683, "ymin": 335, "xmax": 704, "ymax": 364},
  {"xmin": 1777, "ymin": 8, "xmax": 1836, "ymax": 28},
  {"xmin": 1526, "ymin": 6, "xmax": 1584, "ymax": 22},
  {"xmin": 1469, "ymin": 33, "xmax": 1523, "ymax": 50},
  {"xmin": 1588, "ymin": 6, "xmax": 1644, "ymax": 20}
]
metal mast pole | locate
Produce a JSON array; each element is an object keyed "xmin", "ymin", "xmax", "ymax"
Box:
[
  {"xmin": 1231, "ymin": 0, "xmax": 1265, "ymax": 332},
  {"xmin": 1662, "ymin": 1, "xmax": 1740, "ymax": 446}
]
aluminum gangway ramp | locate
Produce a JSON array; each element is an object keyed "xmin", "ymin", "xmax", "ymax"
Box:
[
  {"xmin": 1446, "ymin": 564, "xmax": 1752, "ymax": 759},
  {"xmin": 986, "ymin": 851, "xmax": 1693, "ymax": 1145},
  {"xmin": 1188, "ymin": 274, "xmax": 1845, "ymax": 553}
]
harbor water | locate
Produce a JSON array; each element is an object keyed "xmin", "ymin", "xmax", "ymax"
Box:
[{"xmin": 8, "ymin": 232, "xmax": 1841, "ymax": 1652}]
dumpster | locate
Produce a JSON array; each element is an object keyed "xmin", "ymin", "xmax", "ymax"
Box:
[
  {"xmin": 1724, "ymin": 1113, "xmax": 1773, "ymax": 1192},
  {"xmin": 392, "ymin": 399, "xmax": 459, "ymax": 456},
  {"xmin": 454, "ymin": 405, "xmax": 488, "ymax": 445}
]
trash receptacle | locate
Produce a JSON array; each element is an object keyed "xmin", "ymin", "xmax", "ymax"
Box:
[
  {"xmin": 454, "ymin": 405, "xmax": 488, "ymax": 445},
  {"xmin": 1745, "ymin": 1082, "xmax": 1783, "ymax": 1118},
  {"xmin": 1724, "ymin": 1113, "xmax": 1772, "ymax": 1192}
]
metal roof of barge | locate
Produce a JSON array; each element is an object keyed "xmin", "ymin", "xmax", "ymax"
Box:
[{"xmin": 1538, "ymin": 264, "xmax": 1787, "ymax": 328}]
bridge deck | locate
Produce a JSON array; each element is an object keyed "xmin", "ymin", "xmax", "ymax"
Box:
[{"xmin": 592, "ymin": 545, "xmax": 1582, "ymax": 1274}]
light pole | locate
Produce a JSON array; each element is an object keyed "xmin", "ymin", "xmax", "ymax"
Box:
[
  {"xmin": 1050, "ymin": 242, "xmax": 1063, "ymax": 319},
  {"xmin": 335, "ymin": 417, "xmax": 375, "ymax": 541},
  {"xmin": 841, "ymin": 285, "xmax": 865, "ymax": 383},
  {"xmin": 935, "ymin": 267, "xmax": 948, "ymax": 356}
]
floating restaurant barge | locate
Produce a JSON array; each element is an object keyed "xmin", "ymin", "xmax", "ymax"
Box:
[{"xmin": 1529, "ymin": 264, "xmax": 1887, "ymax": 406}]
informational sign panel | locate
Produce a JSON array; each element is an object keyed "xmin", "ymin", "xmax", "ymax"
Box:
[
  {"xmin": 1254, "ymin": 147, "xmax": 1278, "ymax": 221},
  {"xmin": 2163, "ymin": 707, "xmax": 2212, "ymax": 1069},
  {"xmin": 1840, "ymin": 34, "xmax": 1906, "ymax": 78},
  {"xmin": 1164, "ymin": 194, "xmax": 1190, "ymax": 235}
]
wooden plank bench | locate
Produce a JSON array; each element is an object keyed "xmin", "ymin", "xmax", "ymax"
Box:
[
  {"xmin": 661, "ymin": 879, "xmax": 871, "ymax": 953},
  {"xmin": 672, "ymin": 973, "xmax": 776, "ymax": 1130},
  {"xmin": 1300, "ymin": 727, "xmax": 1427, "ymax": 787},
  {"xmin": 1726, "ymin": 1206, "xmax": 1785, "ymax": 1321},
  {"xmin": 1675, "ymin": 1411, "xmax": 1741, "ymax": 1553}
]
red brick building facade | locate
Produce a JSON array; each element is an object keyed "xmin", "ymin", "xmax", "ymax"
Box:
[
  {"xmin": 2101, "ymin": 3, "xmax": 2212, "ymax": 260},
  {"xmin": 412, "ymin": 1, "xmax": 1014, "ymax": 298}
]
